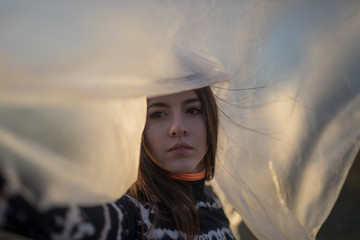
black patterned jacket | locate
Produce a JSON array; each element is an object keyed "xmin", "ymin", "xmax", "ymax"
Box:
[{"xmin": 1, "ymin": 176, "xmax": 235, "ymax": 240}]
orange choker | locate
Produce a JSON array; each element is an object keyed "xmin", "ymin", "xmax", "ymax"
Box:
[{"xmin": 170, "ymin": 169, "xmax": 206, "ymax": 181}]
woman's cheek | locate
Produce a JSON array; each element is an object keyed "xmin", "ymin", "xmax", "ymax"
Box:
[{"xmin": 145, "ymin": 126, "xmax": 163, "ymax": 152}]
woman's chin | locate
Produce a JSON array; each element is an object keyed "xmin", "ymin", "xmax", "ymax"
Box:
[{"xmin": 167, "ymin": 163, "xmax": 203, "ymax": 174}]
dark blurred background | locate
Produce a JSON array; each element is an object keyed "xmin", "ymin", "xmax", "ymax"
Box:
[{"xmin": 317, "ymin": 149, "xmax": 360, "ymax": 240}]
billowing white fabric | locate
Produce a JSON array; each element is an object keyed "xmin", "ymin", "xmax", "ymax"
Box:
[{"xmin": 0, "ymin": 1, "xmax": 359, "ymax": 239}]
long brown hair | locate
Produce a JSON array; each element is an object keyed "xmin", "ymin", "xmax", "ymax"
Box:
[{"xmin": 129, "ymin": 86, "xmax": 219, "ymax": 239}]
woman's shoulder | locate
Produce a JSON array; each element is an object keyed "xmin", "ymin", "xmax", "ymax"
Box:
[
  {"xmin": 114, "ymin": 193, "xmax": 154, "ymax": 225},
  {"xmin": 111, "ymin": 194, "xmax": 145, "ymax": 221},
  {"xmin": 115, "ymin": 193, "xmax": 140, "ymax": 207},
  {"xmin": 115, "ymin": 193, "xmax": 150, "ymax": 211}
]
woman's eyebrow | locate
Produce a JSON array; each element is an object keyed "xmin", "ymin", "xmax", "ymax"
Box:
[
  {"xmin": 183, "ymin": 98, "xmax": 201, "ymax": 105},
  {"xmin": 147, "ymin": 102, "xmax": 168, "ymax": 109}
]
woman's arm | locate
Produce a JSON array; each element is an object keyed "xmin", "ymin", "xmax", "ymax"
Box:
[{"xmin": 0, "ymin": 175, "xmax": 141, "ymax": 240}]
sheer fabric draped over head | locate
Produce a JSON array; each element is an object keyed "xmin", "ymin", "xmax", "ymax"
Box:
[{"xmin": 0, "ymin": 1, "xmax": 359, "ymax": 239}]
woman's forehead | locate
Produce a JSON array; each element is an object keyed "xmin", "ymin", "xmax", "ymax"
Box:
[{"xmin": 147, "ymin": 90, "xmax": 199, "ymax": 105}]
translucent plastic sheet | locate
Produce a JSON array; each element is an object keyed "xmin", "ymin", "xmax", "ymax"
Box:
[{"xmin": 0, "ymin": 1, "xmax": 359, "ymax": 239}]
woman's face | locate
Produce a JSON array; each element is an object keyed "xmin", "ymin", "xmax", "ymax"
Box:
[{"xmin": 145, "ymin": 90, "xmax": 207, "ymax": 173}]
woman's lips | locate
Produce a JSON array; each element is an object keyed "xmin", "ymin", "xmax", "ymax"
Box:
[{"xmin": 168, "ymin": 143, "xmax": 193, "ymax": 155}]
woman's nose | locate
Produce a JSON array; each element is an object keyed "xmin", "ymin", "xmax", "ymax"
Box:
[{"xmin": 169, "ymin": 116, "xmax": 188, "ymax": 137}]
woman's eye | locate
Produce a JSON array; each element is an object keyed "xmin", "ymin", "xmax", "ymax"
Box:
[
  {"xmin": 149, "ymin": 111, "xmax": 166, "ymax": 119},
  {"xmin": 186, "ymin": 107, "xmax": 202, "ymax": 115}
]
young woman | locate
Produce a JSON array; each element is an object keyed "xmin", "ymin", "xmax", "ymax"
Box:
[{"xmin": 0, "ymin": 87, "xmax": 235, "ymax": 239}]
